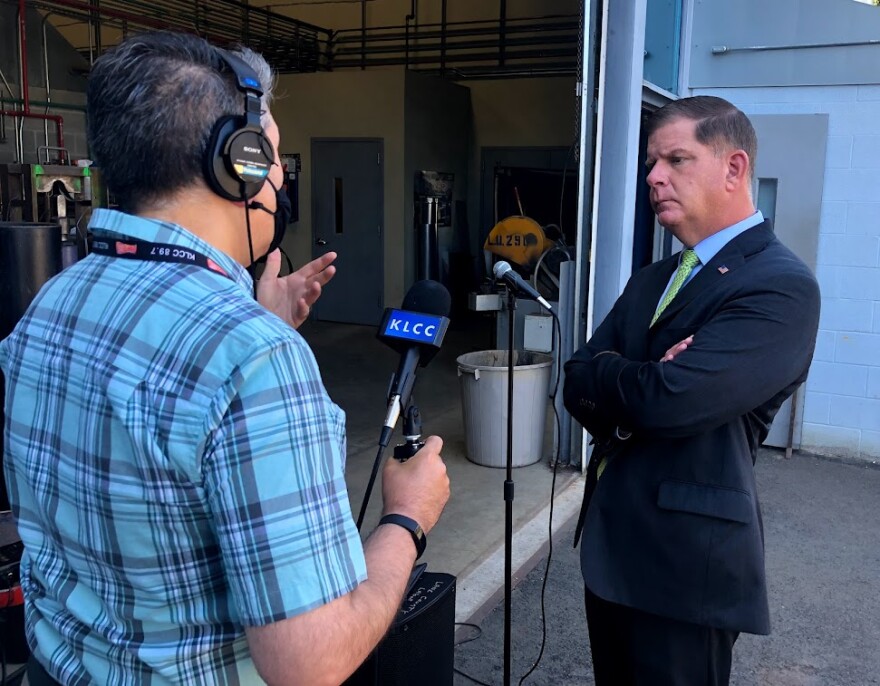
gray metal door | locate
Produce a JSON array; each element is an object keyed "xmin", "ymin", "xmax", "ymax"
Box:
[
  {"xmin": 312, "ymin": 139, "xmax": 383, "ymax": 325},
  {"xmin": 750, "ymin": 114, "xmax": 828, "ymax": 450}
]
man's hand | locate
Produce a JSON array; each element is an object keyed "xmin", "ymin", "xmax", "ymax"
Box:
[
  {"xmin": 381, "ymin": 436, "xmax": 449, "ymax": 534},
  {"xmin": 661, "ymin": 335, "xmax": 693, "ymax": 362},
  {"xmin": 257, "ymin": 250, "xmax": 337, "ymax": 329}
]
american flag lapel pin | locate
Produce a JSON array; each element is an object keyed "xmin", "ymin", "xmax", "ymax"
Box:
[{"xmin": 718, "ymin": 265, "xmax": 729, "ymax": 274}]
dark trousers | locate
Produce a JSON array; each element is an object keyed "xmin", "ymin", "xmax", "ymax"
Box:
[{"xmin": 585, "ymin": 586, "xmax": 739, "ymax": 686}]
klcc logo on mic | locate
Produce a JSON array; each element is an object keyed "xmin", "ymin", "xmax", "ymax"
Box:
[
  {"xmin": 382, "ymin": 311, "xmax": 444, "ymax": 344},
  {"xmin": 379, "ymin": 309, "xmax": 448, "ymax": 347}
]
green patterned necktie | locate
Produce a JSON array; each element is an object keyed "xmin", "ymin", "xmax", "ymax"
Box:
[{"xmin": 651, "ymin": 249, "xmax": 699, "ymax": 326}]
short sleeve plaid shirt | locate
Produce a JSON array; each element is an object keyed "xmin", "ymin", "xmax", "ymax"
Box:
[{"xmin": 1, "ymin": 209, "xmax": 367, "ymax": 684}]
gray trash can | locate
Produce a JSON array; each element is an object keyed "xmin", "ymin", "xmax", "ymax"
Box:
[{"xmin": 456, "ymin": 350, "xmax": 553, "ymax": 468}]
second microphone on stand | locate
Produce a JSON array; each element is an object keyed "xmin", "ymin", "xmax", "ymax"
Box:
[{"xmin": 492, "ymin": 260, "xmax": 552, "ymax": 312}]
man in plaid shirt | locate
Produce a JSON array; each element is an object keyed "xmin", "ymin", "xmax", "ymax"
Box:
[{"xmin": 1, "ymin": 31, "xmax": 449, "ymax": 685}]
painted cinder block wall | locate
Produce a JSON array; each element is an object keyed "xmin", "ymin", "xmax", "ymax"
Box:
[{"xmin": 696, "ymin": 85, "xmax": 880, "ymax": 462}]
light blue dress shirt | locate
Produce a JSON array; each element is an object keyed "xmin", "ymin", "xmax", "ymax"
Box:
[{"xmin": 656, "ymin": 211, "xmax": 765, "ymax": 309}]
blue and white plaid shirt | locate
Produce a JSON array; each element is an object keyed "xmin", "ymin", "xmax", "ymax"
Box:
[{"xmin": 1, "ymin": 209, "xmax": 367, "ymax": 684}]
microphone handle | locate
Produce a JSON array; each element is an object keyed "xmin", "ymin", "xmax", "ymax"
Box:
[
  {"xmin": 393, "ymin": 404, "xmax": 425, "ymax": 461},
  {"xmin": 393, "ymin": 439, "xmax": 424, "ymax": 462}
]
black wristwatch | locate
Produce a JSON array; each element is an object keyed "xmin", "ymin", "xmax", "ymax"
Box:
[{"xmin": 379, "ymin": 514, "xmax": 426, "ymax": 560}]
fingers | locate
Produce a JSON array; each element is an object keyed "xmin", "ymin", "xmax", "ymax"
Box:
[
  {"xmin": 383, "ymin": 436, "xmax": 444, "ymax": 475},
  {"xmin": 300, "ymin": 281, "xmax": 323, "ymax": 310},
  {"xmin": 293, "ymin": 300, "xmax": 310, "ymax": 327},
  {"xmin": 382, "ymin": 435, "xmax": 449, "ymax": 534},
  {"xmin": 418, "ymin": 435, "xmax": 443, "ymax": 454},
  {"xmin": 297, "ymin": 252, "xmax": 337, "ymax": 279},
  {"xmin": 288, "ymin": 254, "xmax": 336, "ymax": 305},
  {"xmin": 262, "ymin": 248, "xmax": 282, "ymax": 281},
  {"xmin": 661, "ymin": 335, "xmax": 694, "ymax": 362},
  {"xmin": 312, "ymin": 264, "xmax": 336, "ymax": 288}
]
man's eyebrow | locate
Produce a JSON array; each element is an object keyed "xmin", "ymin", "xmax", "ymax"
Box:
[{"xmin": 645, "ymin": 147, "xmax": 689, "ymax": 162}]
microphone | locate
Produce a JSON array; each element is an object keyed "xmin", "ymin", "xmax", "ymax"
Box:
[
  {"xmin": 493, "ymin": 260, "xmax": 552, "ymax": 311},
  {"xmin": 376, "ymin": 280, "xmax": 451, "ymax": 447},
  {"xmin": 247, "ymin": 200, "xmax": 273, "ymax": 215}
]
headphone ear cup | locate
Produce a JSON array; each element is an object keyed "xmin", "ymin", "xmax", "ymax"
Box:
[
  {"xmin": 204, "ymin": 115, "xmax": 271, "ymax": 201},
  {"xmin": 204, "ymin": 115, "xmax": 245, "ymax": 201}
]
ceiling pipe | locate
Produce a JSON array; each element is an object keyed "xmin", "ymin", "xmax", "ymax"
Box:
[{"xmin": 4, "ymin": 0, "xmax": 67, "ymax": 162}]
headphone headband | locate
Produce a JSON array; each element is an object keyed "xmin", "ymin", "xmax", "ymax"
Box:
[
  {"xmin": 203, "ymin": 49, "xmax": 274, "ymax": 201},
  {"xmin": 217, "ymin": 50, "xmax": 264, "ymax": 131},
  {"xmin": 218, "ymin": 50, "xmax": 263, "ymax": 96}
]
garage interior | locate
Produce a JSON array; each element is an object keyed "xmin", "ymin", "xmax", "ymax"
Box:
[{"xmin": 0, "ymin": 0, "xmax": 596, "ymax": 680}]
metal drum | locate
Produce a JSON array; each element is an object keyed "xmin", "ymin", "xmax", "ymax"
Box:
[{"xmin": 0, "ymin": 222, "xmax": 63, "ymax": 340}]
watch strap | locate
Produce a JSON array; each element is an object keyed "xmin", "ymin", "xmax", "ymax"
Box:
[{"xmin": 379, "ymin": 513, "xmax": 426, "ymax": 559}]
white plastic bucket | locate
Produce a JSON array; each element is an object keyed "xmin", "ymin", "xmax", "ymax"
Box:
[{"xmin": 456, "ymin": 350, "xmax": 552, "ymax": 468}]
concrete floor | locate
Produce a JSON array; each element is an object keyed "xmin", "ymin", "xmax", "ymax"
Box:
[
  {"xmin": 454, "ymin": 449, "xmax": 880, "ymax": 685},
  {"xmin": 298, "ymin": 316, "xmax": 584, "ymax": 617}
]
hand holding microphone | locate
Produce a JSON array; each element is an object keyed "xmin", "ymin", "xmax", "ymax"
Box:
[
  {"xmin": 376, "ymin": 280, "xmax": 451, "ymax": 448},
  {"xmin": 376, "ymin": 282, "xmax": 451, "ymax": 541},
  {"xmin": 382, "ymin": 435, "xmax": 449, "ymax": 536},
  {"xmin": 357, "ymin": 279, "xmax": 452, "ymax": 531}
]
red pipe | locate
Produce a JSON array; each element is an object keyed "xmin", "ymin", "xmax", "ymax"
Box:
[
  {"xmin": 11, "ymin": 0, "xmax": 66, "ymax": 161},
  {"xmin": 0, "ymin": 111, "xmax": 66, "ymax": 154}
]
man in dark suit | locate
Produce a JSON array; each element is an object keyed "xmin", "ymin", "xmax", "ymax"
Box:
[{"xmin": 563, "ymin": 96, "xmax": 820, "ymax": 685}]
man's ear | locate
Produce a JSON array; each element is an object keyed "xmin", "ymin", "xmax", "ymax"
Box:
[{"xmin": 725, "ymin": 149, "xmax": 750, "ymax": 190}]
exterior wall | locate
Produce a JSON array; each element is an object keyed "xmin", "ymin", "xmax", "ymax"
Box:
[
  {"xmin": 688, "ymin": 0, "xmax": 880, "ymax": 88},
  {"xmin": 695, "ymin": 85, "xmax": 880, "ymax": 463}
]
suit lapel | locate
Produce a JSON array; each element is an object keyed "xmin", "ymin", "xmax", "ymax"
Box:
[
  {"xmin": 650, "ymin": 220, "xmax": 776, "ymax": 329},
  {"xmin": 638, "ymin": 257, "xmax": 679, "ymax": 331}
]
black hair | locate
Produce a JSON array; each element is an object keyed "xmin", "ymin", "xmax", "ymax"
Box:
[{"xmin": 86, "ymin": 31, "xmax": 267, "ymax": 213}]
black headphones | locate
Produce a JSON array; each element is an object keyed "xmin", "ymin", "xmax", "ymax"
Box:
[{"xmin": 203, "ymin": 49, "xmax": 275, "ymax": 201}]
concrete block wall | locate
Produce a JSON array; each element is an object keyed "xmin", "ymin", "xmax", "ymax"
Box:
[{"xmin": 697, "ymin": 85, "xmax": 880, "ymax": 463}]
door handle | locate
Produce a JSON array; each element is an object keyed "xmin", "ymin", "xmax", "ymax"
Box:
[{"xmin": 315, "ymin": 238, "xmax": 327, "ymax": 246}]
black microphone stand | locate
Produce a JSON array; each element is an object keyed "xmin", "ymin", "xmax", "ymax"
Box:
[{"xmin": 503, "ymin": 286, "xmax": 516, "ymax": 686}]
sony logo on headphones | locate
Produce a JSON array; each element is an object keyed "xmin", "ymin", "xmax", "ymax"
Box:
[{"xmin": 243, "ymin": 146, "xmax": 262, "ymax": 154}]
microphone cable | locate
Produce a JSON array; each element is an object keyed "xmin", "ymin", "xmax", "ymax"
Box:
[
  {"xmin": 241, "ymin": 181, "xmax": 258, "ymax": 299},
  {"xmin": 453, "ymin": 623, "xmax": 492, "ymax": 686},
  {"xmin": 453, "ymin": 311, "xmax": 566, "ymax": 686},
  {"xmin": 517, "ymin": 311, "xmax": 563, "ymax": 686}
]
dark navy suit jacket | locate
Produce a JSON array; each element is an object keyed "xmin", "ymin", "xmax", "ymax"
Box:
[{"xmin": 563, "ymin": 220, "xmax": 820, "ymax": 635}]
